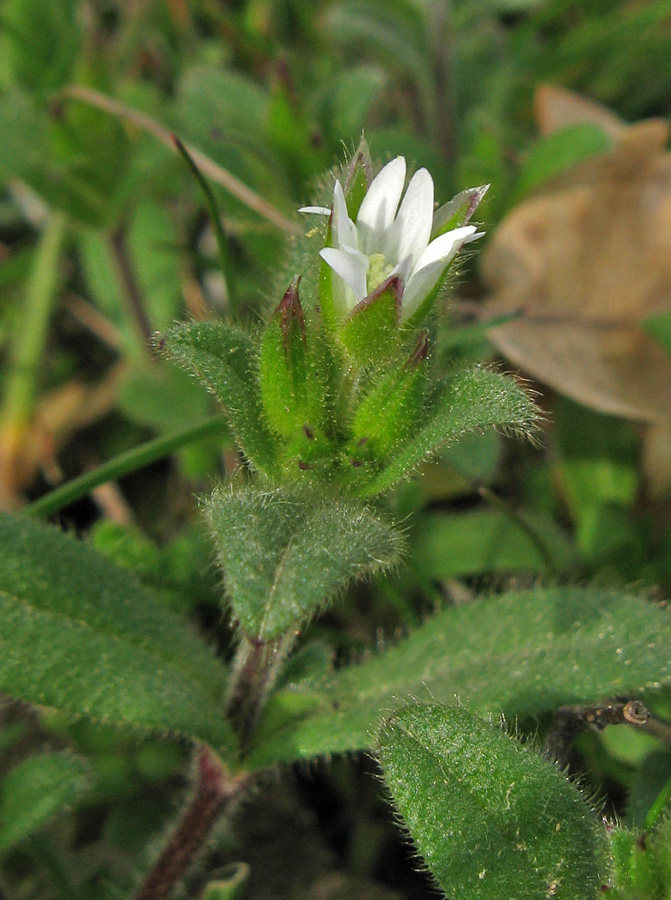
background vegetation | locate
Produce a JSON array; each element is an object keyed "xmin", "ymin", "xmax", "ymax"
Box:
[{"xmin": 1, "ymin": 1, "xmax": 671, "ymax": 898}]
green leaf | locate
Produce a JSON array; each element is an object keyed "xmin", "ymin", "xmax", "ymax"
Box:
[
  {"xmin": 514, "ymin": 125, "xmax": 614, "ymax": 201},
  {"xmin": 161, "ymin": 321, "xmax": 278, "ymax": 474},
  {"xmin": 377, "ymin": 705, "xmax": 609, "ymax": 900},
  {"xmin": 0, "ymin": 753, "xmax": 90, "ymax": 852},
  {"xmin": 0, "ymin": 513, "xmax": 235, "ymax": 757},
  {"xmin": 247, "ymin": 586, "xmax": 671, "ymax": 767},
  {"xmin": 0, "ymin": 0, "xmax": 79, "ymax": 94},
  {"xmin": 203, "ymin": 485, "xmax": 403, "ymax": 640},
  {"xmin": 356, "ymin": 366, "xmax": 538, "ymax": 497}
]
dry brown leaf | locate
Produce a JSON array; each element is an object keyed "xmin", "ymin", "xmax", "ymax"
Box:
[{"xmin": 483, "ymin": 85, "xmax": 671, "ymax": 423}]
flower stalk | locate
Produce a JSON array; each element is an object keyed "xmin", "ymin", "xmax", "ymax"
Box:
[
  {"xmin": 134, "ymin": 745, "xmax": 249, "ymax": 900},
  {"xmin": 225, "ymin": 631, "xmax": 298, "ymax": 749}
]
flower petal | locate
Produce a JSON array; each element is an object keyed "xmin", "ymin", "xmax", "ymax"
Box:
[
  {"xmin": 298, "ymin": 205, "xmax": 332, "ymax": 215},
  {"xmin": 412, "ymin": 225, "xmax": 479, "ymax": 273},
  {"xmin": 332, "ymin": 180, "xmax": 358, "ymax": 251},
  {"xmin": 385, "ymin": 167, "xmax": 434, "ymax": 266},
  {"xmin": 320, "ymin": 246, "xmax": 369, "ymax": 307},
  {"xmin": 356, "ymin": 156, "xmax": 406, "ymax": 256},
  {"xmin": 401, "ymin": 226, "xmax": 480, "ymax": 318}
]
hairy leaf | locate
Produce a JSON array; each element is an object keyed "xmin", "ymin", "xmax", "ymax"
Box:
[
  {"xmin": 203, "ymin": 485, "xmax": 403, "ymax": 640},
  {"xmin": 0, "ymin": 513, "xmax": 235, "ymax": 756},
  {"xmin": 378, "ymin": 705, "xmax": 609, "ymax": 900},
  {"xmin": 162, "ymin": 321, "xmax": 278, "ymax": 474},
  {"xmin": 248, "ymin": 586, "xmax": 671, "ymax": 767},
  {"xmin": 356, "ymin": 367, "xmax": 538, "ymax": 497},
  {"xmin": 0, "ymin": 753, "xmax": 90, "ymax": 851}
]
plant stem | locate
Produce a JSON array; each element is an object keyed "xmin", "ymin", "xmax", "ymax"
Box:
[
  {"xmin": 134, "ymin": 745, "xmax": 248, "ymax": 900},
  {"xmin": 61, "ymin": 85, "xmax": 301, "ymax": 235},
  {"xmin": 226, "ymin": 631, "xmax": 297, "ymax": 749},
  {"xmin": 428, "ymin": 1, "xmax": 457, "ymax": 166},
  {"xmin": 0, "ymin": 210, "xmax": 68, "ymax": 439},
  {"xmin": 26, "ymin": 415, "xmax": 229, "ymax": 518},
  {"xmin": 543, "ymin": 700, "xmax": 650, "ymax": 767},
  {"xmin": 109, "ymin": 224, "xmax": 154, "ymax": 358}
]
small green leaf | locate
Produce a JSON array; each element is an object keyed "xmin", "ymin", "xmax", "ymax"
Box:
[
  {"xmin": 0, "ymin": 752, "xmax": 90, "ymax": 852},
  {"xmin": 203, "ymin": 485, "xmax": 403, "ymax": 640},
  {"xmin": 162, "ymin": 321, "xmax": 278, "ymax": 474},
  {"xmin": 514, "ymin": 125, "xmax": 614, "ymax": 201},
  {"xmin": 0, "ymin": 513, "xmax": 235, "ymax": 757},
  {"xmin": 202, "ymin": 863, "xmax": 250, "ymax": 900},
  {"xmin": 377, "ymin": 705, "xmax": 609, "ymax": 900},
  {"xmin": 247, "ymin": 586, "xmax": 671, "ymax": 767},
  {"xmin": 357, "ymin": 366, "xmax": 538, "ymax": 496}
]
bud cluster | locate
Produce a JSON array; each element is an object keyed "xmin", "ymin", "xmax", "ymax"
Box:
[{"xmin": 256, "ymin": 139, "xmax": 488, "ymax": 492}]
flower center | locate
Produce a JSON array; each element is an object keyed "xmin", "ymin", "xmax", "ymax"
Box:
[{"xmin": 366, "ymin": 252, "xmax": 394, "ymax": 294}]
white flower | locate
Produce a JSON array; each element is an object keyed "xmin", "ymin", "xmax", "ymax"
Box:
[{"xmin": 300, "ymin": 157, "xmax": 483, "ymax": 320}]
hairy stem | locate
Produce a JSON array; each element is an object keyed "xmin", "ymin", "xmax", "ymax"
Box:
[
  {"xmin": 134, "ymin": 745, "xmax": 248, "ymax": 900},
  {"xmin": 226, "ymin": 631, "xmax": 297, "ymax": 749}
]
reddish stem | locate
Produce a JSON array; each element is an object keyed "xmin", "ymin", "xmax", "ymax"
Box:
[{"xmin": 134, "ymin": 745, "xmax": 248, "ymax": 900}]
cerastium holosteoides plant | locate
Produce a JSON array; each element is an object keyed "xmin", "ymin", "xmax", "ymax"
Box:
[{"xmin": 5, "ymin": 140, "xmax": 671, "ymax": 900}]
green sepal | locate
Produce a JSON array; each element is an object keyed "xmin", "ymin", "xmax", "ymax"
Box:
[
  {"xmin": 161, "ymin": 321, "xmax": 278, "ymax": 474},
  {"xmin": 259, "ymin": 277, "xmax": 327, "ymax": 439},
  {"xmin": 607, "ymin": 824, "xmax": 666, "ymax": 897},
  {"xmin": 339, "ymin": 275, "xmax": 402, "ymax": 366},
  {"xmin": 279, "ymin": 426, "xmax": 334, "ymax": 479},
  {"xmin": 348, "ymin": 332, "xmax": 428, "ymax": 461},
  {"xmin": 431, "ymin": 184, "xmax": 489, "ymax": 239},
  {"xmin": 343, "ymin": 136, "xmax": 373, "ymax": 221},
  {"xmin": 202, "ymin": 485, "xmax": 403, "ymax": 640},
  {"xmin": 377, "ymin": 705, "xmax": 610, "ymax": 900},
  {"xmin": 318, "ymin": 233, "xmax": 341, "ymax": 334}
]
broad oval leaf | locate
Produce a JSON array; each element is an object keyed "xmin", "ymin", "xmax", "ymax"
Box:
[
  {"xmin": 203, "ymin": 485, "xmax": 403, "ymax": 640},
  {"xmin": 377, "ymin": 705, "xmax": 609, "ymax": 900}
]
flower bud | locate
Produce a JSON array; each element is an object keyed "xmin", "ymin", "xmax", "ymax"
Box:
[
  {"xmin": 348, "ymin": 331, "xmax": 429, "ymax": 462},
  {"xmin": 259, "ymin": 277, "xmax": 326, "ymax": 439}
]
